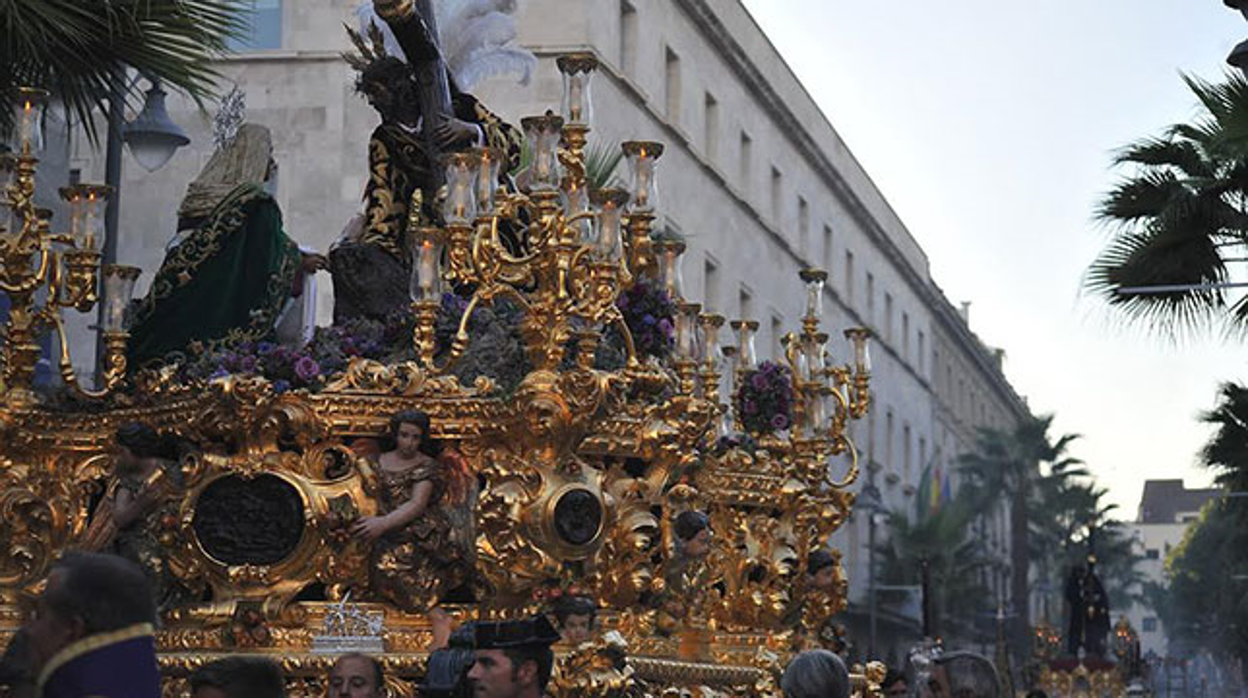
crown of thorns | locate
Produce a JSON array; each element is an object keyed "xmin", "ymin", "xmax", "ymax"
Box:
[{"xmin": 342, "ymin": 21, "xmax": 395, "ymax": 74}]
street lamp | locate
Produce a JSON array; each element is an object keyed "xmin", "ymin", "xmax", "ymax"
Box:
[
  {"xmin": 123, "ymin": 81, "xmax": 190, "ymax": 172},
  {"xmin": 1225, "ymin": 1, "xmax": 1248, "ymax": 72}
]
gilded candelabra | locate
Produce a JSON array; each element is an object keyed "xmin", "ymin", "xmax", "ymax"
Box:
[{"xmin": 0, "ymin": 88, "xmax": 141, "ymax": 405}]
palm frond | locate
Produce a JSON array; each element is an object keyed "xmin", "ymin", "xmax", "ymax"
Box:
[{"xmin": 1, "ymin": 0, "xmax": 247, "ymax": 146}]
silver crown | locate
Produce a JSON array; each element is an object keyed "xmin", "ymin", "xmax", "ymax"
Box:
[{"xmin": 211, "ymin": 87, "xmax": 247, "ymax": 152}]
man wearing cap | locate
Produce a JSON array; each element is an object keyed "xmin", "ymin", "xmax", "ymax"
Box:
[{"xmin": 465, "ymin": 616, "xmax": 560, "ymax": 698}]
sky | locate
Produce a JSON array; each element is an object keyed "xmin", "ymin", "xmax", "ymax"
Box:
[{"xmin": 740, "ymin": 1, "xmax": 1248, "ymax": 514}]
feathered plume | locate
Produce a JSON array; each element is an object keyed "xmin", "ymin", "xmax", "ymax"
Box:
[{"xmin": 351, "ymin": 0, "xmax": 536, "ymax": 90}]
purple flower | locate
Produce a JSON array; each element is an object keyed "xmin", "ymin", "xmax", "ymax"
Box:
[
  {"xmin": 771, "ymin": 414, "xmax": 790, "ymax": 430},
  {"xmin": 751, "ymin": 373, "xmax": 768, "ymax": 390},
  {"xmin": 210, "ymin": 367, "xmax": 229, "ymax": 380},
  {"xmin": 658, "ymin": 318, "xmax": 673, "ymax": 337},
  {"xmin": 273, "ymin": 379, "xmax": 291, "ymax": 394},
  {"xmin": 744, "ymin": 399, "xmax": 757, "ymax": 415},
  {"xmin": 239, "ymin": 355, "xmax": 258, "ymax": 373},
  {"xmin": 294, "ymin": 355, "xmax": 321, "ymax": 382},
  {"xmin": 256, "ymin": 341, "xmax": 276, "ymax": 356}
]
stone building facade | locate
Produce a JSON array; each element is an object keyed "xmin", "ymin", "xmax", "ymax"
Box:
[{"xmin": 47, "ymin": 0, "xmax": 1031, "ymax": 656}]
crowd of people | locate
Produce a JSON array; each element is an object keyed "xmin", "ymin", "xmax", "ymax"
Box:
[{"xmin": 0, "ymin": 546, "xmax": 1011, "ymax": 698}]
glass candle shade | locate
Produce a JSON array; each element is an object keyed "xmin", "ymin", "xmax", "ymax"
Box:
[
  {"xmin": 442, "ymin": 153, "xmax": 478, "ymax": 224},
  {"xmin": 60, "ymin": 184, "xmax": 112, "ymax": 252},
  {"xmin": 621, "ymin": 141, "xmax": 663, "ymax": 212},
  {"xmin": 653, "ymin": 239, "xmax": 686, "ymax": 301},
  {"xmin": 405, "ymin": 227, "xmax": 446, "ymax": 302},
  {"xmin": 675, "ymin": 303, "xmax": 702, "ymax": 360},
  {"xmin": 472, "ymin": 147, "xmax": 503, "ymax": 214},
  {"xmin": 521, "ymin": 113, "xmax": 564, "ymax": 191},
  {"xmin": 699, "ymin": 314, "xmax": 724, "ymax": 366},
  {"xmin": 800, "ymin": 268, "xmax": 827, "ymax": 320},
  {"xmin": 845, "ymin": 327, "xmax": 872, "ymax": 373},
  {"xmin": 806, "ymin": 391, "xmax": 828, "ymax": 435},
  {"xmin": 100, "ymin": 265, "xmax": 142, "ymax": 331},
  {"xmin": 590, "ymin": 188, "xmax": 629, "ymax": 261},
  {"xmin": 803, "ymin": 333, "xmax": 827, "ymax": 382},
  {"xmin": 721, "ymin": 345, "xmax": 739, "ymax": 380},
  {"xmin": 557, "ymin": 53, "xmax": 597, "ymax": 127},
  {"xmin": 13, "ymin": 88, "xmax": 49, "ymax": 155},
  {"xmin": 564, "ymin": 179, "xmax": 593, "ymax": 244},
  {"xmin": 731, "ymin": 320, "xmax": 758, "ymax": 371}
]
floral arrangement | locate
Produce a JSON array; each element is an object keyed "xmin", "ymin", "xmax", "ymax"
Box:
[
  {"xmin": 177, "ymin": 291, "xmax": 531, "ymax": 394},
  {"xmin": 734, "ymin": 360, "xmax": 795, "ymax": 434},
  {"xmin": 617, "ymin": 280, "xmax": 676, "ymax": 359}
]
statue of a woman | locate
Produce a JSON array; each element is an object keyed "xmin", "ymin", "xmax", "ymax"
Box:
[
  {"xmin": 354, "ymin": 410, "xmax": 476, "ymax": 612},
  {"xmin": 126, "ymin": 123, "xmax": 325, "ymax": 367}
]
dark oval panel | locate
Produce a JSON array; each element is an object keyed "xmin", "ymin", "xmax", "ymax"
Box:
[
  {"xmin": 192, "ymin": 474, "xmax": 305, "ymax": 566},
  {"xmin": 552, "ymin": 488, "xmax": 603, "ymax": 546}
]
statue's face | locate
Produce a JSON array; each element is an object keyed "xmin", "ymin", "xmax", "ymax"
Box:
[
  {"xmin": 394, "ymin": 421, "xmax": 424, "ymax": 459},
  {"xmin": 560, "ymin": 613, "xmax": 593, "ymax": 644},
  {"xmin": 361, "ymin": 66, "xmax": 418, "ymax": 123},
  {"xmin": 811, "ymin": 564, "xmax": 837, "ymax": 590},
  {"xmin": 682, "ymin": 527, "xmax": 712, "ymax": 560}
]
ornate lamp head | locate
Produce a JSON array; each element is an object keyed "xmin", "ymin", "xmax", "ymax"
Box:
[
  {"xmin": 12, "ymin": 87, "xmax": 49, "ymax": 155},
  {"xmin": 557, "ymin": 52, "xmax": 598, "ymax": 127}
]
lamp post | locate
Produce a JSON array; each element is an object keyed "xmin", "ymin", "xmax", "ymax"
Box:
[
  {"xmin": 1225, "ymin": 1, "xmax": 1248, "ymax": 72},
  {"xmin": 95, "ymin": 75, "xmax": 189, "ymax": 376},
  {"xmin": 861, "ymin": 480, "xmax": 883, "ymax": 658}
]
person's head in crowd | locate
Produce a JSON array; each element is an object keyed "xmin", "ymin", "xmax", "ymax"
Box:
[
  {"xmin": 552, "ymin": 595, "xmax": 597, "ymax": 644},
  {"xmin": 881, "ymin": 666, "xmax": 909, "ymax": 697},
  {"xmin": 674, "ymin": 510, "xmax": 712, "ymax": 560},
  {"xmin": 929, "ymin": 651, "xmax": 999, "ymax": 698},
  {"xmin": 191, "ymin": 656, "xmax": 286, "ymax": 698},
  {"xmin": 780, "ymin": 649, "xmax": 850, "ymax": 698},
  {"xmin": 23, "ymin": 551, "xmax": 156, "ymax": 675},
  {"xmin": 329, "ymin": 653, "xmax": 383, "ymax": 698},
  {"xmin": 114, "ymin": 422, "xmax": 164, "ymax": 476},
  {"xmin": 466, "ymin": 616, "xmax": 560, "ymax": 698},
  {"xmin": 806, "ymin": 549, "xmax": 838, "ymax": 590},
  {"xmin": 389, "ymin": 410, "xmax": 438, "ymax": 459}
]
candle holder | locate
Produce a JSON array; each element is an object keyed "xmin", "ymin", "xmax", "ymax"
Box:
[
  {"xmin": 843, "ymin": 327, "xmax": 872, "ymax": 418},
  {"xmin": 442, "ymin": 152, "xmax": 479, "ymax": 225},
  {"xmin": 557, "ymin": 52, "xmax": 597, "ymax": 186},
  {"xmin": 698, "ymin": 313, "xmax": 725, "ymax": 402},
  {"xmin": 621, "ymin": 141, "xmax": 663, "ymax": 214},
  {"xmin": 0, "ymin": 91, "xmax": 134, "ymax": 404},
  {"xmin": 522, "ymin": 113, "xmax": 565, "ymax": 192},
  {"xmin": 406, "ymin": 226, "xmax": 447, "ymax": 368},
  {"xmin": 12, "ymin": 87, "xmax": 49, "ymax": 156},
  {"xmin": 471, "ymin": 146, "xmax": 504, "ymax": 216},
  {"xmin": 674, "ymin": 302, "xmax": 702, "ymax": 395},
  {"xmin": 799, "ymin": 268, "xmax": 826, "ymax": 335},
  {"xmin": 652, "ymin": 238, "xmax": 686, "ymax": 302},
  {"xmin": 590, "ymin": 188, "xmax": 629, "ymax": 263}
]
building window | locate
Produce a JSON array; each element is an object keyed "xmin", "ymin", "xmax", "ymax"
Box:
[
  {"xmin": 771, "ymin": 313, "xmax": 784, "ymax": 360},
  {"xmin": 902, "ymin": 312, "xmax": 910, "ymax": 361},
  {"xmin": 822, "ymin": 224, "xmax": 834, "ymax": 275},
  {"xmin": 703, "ymin": 256, "xmax": 720, "ymax": 313},
  {"xmin": 903, "ymin": 423, "xmax": 912, "ymax": 478},
  {"xmin": 1145, "ymin": 548, "xmax": 1159, "ymax": 560},
  {"xmin": 703, "ymin": 92, "xmax": 719, "ymax": 161},
  {"xmin": 919, "ymin": 436, "xmax": 927, "ymax": 470},
  {"xmin": 797, "ymin": 196, "xmax": 809, "ymax": 257},
  {"xmin": 665, "ymin": 47, "xmax": 681, "ymax": 124},
  {"xmin": 918, "ymin": 331, "xmax": 926, "ymax": 376},
  {"xmin": 866, "ymin": 272, "xmax": 875, "ymax": 324},
  {"xmin": 1143, "ymin": 617, "xmax": 1158, "ymax": 632},
  {"xmin": 886, "ymin": 409, "xmax": 895, "ymax": 471},
  {"xmin": 739, "ymin": 286, "xmax": 753, "ymax": 321},
  {"xmin": 844, "ymin": 251, "xmax": 855, "ymax": 305},
  {"xmin": 770, "ymin": 167, "xmax": 783, "ymax": 226},
  {"xmin": 739, "ymin": 131, "xmax": 752, "ymax": 190},
  {"xmin": 228, "ymin": 0, "xmax": 281, "ymax": 51},
  {"xmin": 884, "ymin": 292, "xmax": 894, "ymax": 341},
  {"xmin": 620, "ymin": 1, "xmax": 638, "ymax": 75}
]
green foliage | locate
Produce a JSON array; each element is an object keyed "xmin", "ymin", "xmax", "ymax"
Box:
[
  {"xmin": 1086, "ymin": 72, "xmax": 1248, "ymax": 338},
  {"xmin": 584, "ymin": 140, "xmax": 624, "ymax": 190},
  {"xmin": 1200, "ymin": 381, "xmax": 1248, "ymax": 492},
  {"xmin": 0, "ymin": 0, "xmax": 246, "ymax": 146},
  {"xmin": 1154, "ymin": 501, "xmax": 1248, "ymax": 661},
  {"xmin": 875, "ymin": 495, "xmax": 993, "ymax": 643}
]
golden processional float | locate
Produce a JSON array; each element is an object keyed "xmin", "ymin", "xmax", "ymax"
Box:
[{"xmin": 0, "ymin": 54, "xmax": 884, "ymax": 696}]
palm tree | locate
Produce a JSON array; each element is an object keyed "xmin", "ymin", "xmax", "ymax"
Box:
[
  {"xmin": 1200, "ymin": 381, "xmax": 1248, "ymax": 493},
  {"xmin": 1, "ymin": 0, "xmax": 246, "ymax": 144},
  {"xmin": 958, "ymin": 415, "xmax": 1085, "ymax": 657},
  {"xmin": 875, "ymin": 497, "xmax": 992, "ymax": 645},
  {"xmin": 1085, "ymin": 72, "xmax": 1248, "ymax": 338}
]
